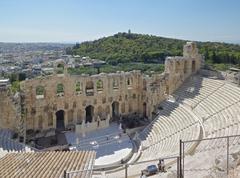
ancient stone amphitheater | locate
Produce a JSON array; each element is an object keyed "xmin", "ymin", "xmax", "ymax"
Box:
[{"xmin": 0, "ymin": 42, "xmax": 240, "ymax": 178}]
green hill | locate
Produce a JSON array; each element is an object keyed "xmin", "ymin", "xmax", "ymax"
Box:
[{"xmin": 69, "ymin": 32, "xmax": 240, "ymax": 72}]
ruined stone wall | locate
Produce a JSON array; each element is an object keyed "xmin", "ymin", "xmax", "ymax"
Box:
[
  {"xmin": 0, "ymin": 42, "xmax": 202, "ymax": 135},
  {"xmin": 143, "ymin": 42, "xmax": 202, "ymax": 118},
  {"xmin": 21, "ymin": 70, "xmax": 142, "ymax": 132},
  {"xmin": 0, "ymin": 89, "xmax": 18, "ymax": 130}
]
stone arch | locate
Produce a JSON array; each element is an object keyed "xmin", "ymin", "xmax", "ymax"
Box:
[
  {"xmin": 85, "ymin": 105, "xmax": 94, "ymax": 123},
  {"xmin": 112, "ymin": 101, "xmax": 120, "ymax": 119},
  {"xmin": 54, "ymin": 60, "xmax": 65, "ymax": 74},
  {"xmin": 113, "ymin": 79, "xmax": 119, "ymax": 89},
  {"xmin": 86, "ymin": 81, "xmax": 94, "ymax": 96},
  {"xmin": 56, "ymin": 83, "xmax": 64, "ymax": 94},
  {"xmin": 56, "ymin": 110, "xmax": 65, "ymax": 130},
  {"xmin": 86, "ymin": 81, "xmax": 94, "ymax": 90},
  {"xmin": 126, "ymin": 77, "xmax": 133, "ymax": 86},
  {"xmin": 96, "ymin": 79, "xmax": 103, "ymax": 91},
  {"xmin": 76, "ymin": 81, "xmax": 82, "ymax": 92},
  {"xmin": 36, "ymin": 86, "xmax": 45, "ymax": 99}
]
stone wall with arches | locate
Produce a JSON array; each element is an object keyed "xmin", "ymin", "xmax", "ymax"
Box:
[{"xmin": 0, "ymin": 42, "xmax": 202, "ymax": 136}]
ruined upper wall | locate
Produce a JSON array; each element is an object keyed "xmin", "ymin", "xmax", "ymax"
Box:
[{"xmin": 162, "ymin": 42, "xmax": 202, "ymax": 93}]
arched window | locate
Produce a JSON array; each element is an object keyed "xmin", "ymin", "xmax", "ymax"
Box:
[
  {"xmin": 113, "ymin": 79, "xmax": 119, "ymax": 89},
  {"xmin": 86, "ymin": 81, "xmax": 94, "ymax": 96},
  {"xmin": 36, "ymin": 86, "xmax": 45, "ymax": 99},
  {"xmin": 56, "ymin": 63, "xmax": 64, "ymax": 74},
  {"xmin": 127, "ymin": 77, "xmax": 132, "ymax": 87},
  {"xmin": 76, "ymin": 81, "xmax": 82, "ymax": 94},
  {"xmin": 96, "ymin": 79, "xmax": 103, "ymax": 91},
  {"xmin": 56, "ymin": 83, "xmax": 64, "ymax": 96}
]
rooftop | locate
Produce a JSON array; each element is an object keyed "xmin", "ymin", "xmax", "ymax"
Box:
[{"xmin": 0, "ymin": 151, "xmax": 96, "ymax": 178}]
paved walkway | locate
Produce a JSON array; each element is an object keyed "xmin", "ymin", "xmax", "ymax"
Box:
[{"xmin": 65, "ymin": 123, "xmax": 133, "ymax": 166}]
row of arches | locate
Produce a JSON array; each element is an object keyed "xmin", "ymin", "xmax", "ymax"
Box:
[
  {"xmin": 36, "ymin": 101, "xmax": 147, "ymax": 130},
  {"xmin": 35, "ymin": 77, "xmax": 133, "ymax": 98},
  {"xmin": 54, "ymin": 101, "xmax": 121, "ymax": 130},
  {"xmin": 175, "ymin": 60, "xmax": 196, "ymax": 74}
]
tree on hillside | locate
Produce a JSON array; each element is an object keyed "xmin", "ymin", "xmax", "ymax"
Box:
[{"xmin": 70, "ymin": 32, "xmax": 240, "ymax": 67}]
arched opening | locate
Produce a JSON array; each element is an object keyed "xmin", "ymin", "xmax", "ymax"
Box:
[
  {"xmin": 192, "ymin": 60, "xmax": 196, "ymax": 73},
  {"xmin": 112, "ymin": 101, "xmax": 120, "ymax": 120},
  {"xmin": 86, "ymin": 81, "xmax": 94, "ymax": 96},
  {"xmin": 85, "ymin": 105, "xmax": 94, "ymax": 123},
  {"xmin": 96, "ymin": 79, "xmax": 103, "ymax": 91},
  {"xmin": 76, "ymin": 81, "xmax": 82, "ymax": 94},
  {"xmin": 56, "ymin": 63, "xmax": 64, "ymax": 74},
  {"xmin": 143, "ymin": 102, "xmax": 147, "ymax": 118},
  {"xmin": 113, "ymin": 79, "xmax": 119, "ymax": 89},
  {"xmin": 126, "ymin": 77, "xmax": 132, "ymax": 86},
  {"xmin": 56, "ymin": 83, "xmax": 64, "ymax": 96},
  {"xmin": 36, "ymin": 86, "xmax": 45, "ymax": 99},
  {"xmin": 56, "ymin": 110, "xmax": 65, "ymax": 130}
]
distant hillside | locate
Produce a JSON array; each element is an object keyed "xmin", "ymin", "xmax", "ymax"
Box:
[{"xmin": 70, "ymin": 32, "xmax": 240, "ymax": 69}]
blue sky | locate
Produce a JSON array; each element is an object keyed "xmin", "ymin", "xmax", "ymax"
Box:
[{"xmin": 0, "ymin": 0, "xmax": 239, "ymax": 43}]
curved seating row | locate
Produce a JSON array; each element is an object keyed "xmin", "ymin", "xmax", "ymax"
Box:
[
  {"xmin": 0, "ymin": 129, "xmax": 35, "ymax": 158},
  {"xmin": 138, "ymin": 100, "xmax": 200, "ymax": 162},
  {"xmin": 158, "ymin": 76, "xmax": 240, "ymax": 178}
]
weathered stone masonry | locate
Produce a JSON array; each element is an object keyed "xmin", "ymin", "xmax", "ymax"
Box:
[{"xmin": 0, "ymin": 42, "xmax": 202, "ymax": 137}]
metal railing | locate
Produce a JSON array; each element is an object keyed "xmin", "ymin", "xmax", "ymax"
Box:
[
  {"xmin": 179, "ymin": 134, "xmax": 240, "ymax": 178},
  {"xmin": 64, "ymin": 155, "xmax": 180, "ymax": 178}
]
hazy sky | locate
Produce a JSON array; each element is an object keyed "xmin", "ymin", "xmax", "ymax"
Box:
[{"xmin": 0, "ymin": 0, "xmax": 240, "ymax": 43}]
